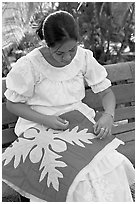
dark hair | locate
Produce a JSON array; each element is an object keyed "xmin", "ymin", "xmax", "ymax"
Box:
[{"xmin": 36, "ymin": 10, "xmax": 79, "ymax": 47}]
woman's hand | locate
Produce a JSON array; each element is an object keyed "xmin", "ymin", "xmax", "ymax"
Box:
[
  {"xmin": 44, "ymin": 115, "xmax": 69, "ymax": 130},
  {"xmin": 93, "ymin": 113, "xmax": 114, "ymax": 139},
  {"xmin": 6, "ymin": 101, "xmax": 69, "ymax": 131}
]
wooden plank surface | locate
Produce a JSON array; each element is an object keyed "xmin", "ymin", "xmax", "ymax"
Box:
[
  {"xmin": 112, "ymin": 122, "xmax": 135, "ymax": 135},
  {"xmin": 117, "ymin": 140, "xmax": 135, "ymax": 166},
  {"xmin": 128, "ymin": 61, "xmax": 135, "ymax": 80},
  {"xmin": 104, "ymin": 61, "xmax": 135, "ymax": 82},
  {"xmin": 115, "ymin": 130, "xmax": 135, "ymax": 143},
  {"xmin": 2, "ymin": 103, "xmax": 18, "ymax": 125},
  {"xmin": 2, "ymin": 77, "xmax": 6, "ymax": 99},
  {"xmin": 112, "ymin": 83, "xmax": 135, "ymax": 104},
  {"xmin": 83, "ymin": 83, "xmax": 135, "ymax": 110},
  {"xmin": 114, "ymin": 106, "xmax": 135, "ymax": 121}
]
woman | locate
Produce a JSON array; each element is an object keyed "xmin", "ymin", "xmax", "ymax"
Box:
[{"xmin": 3, "ymin": 10, "xmax": 134, "ymax": 202}]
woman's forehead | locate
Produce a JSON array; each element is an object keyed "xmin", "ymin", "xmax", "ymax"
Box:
[{"xmin": 52, "ymin": 40, "xmax": 77, "ymax": 53}]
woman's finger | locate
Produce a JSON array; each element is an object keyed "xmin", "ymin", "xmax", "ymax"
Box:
[
  {"xmin": 57, "ymin": 117, "xmax": 69, "ymax": 130},
  {"xmin": 109, "ymin": 130, "xmax": 112, "ymax": 135},
  {"xmin": 100, "ymin": 128, "xmax": 109, "ymax": 139},
  {"xmin": 95, "ymin": 127, "xmax": 105, "ymax": 138},
  {"xmin": 93, "ymin": 123, "xmax": 100, "ymax": 134},
  {"xmin": 57, "ymin": 117, "xmax": 67, "ymax": 124}
]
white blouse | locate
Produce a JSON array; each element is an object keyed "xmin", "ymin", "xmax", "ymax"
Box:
[{"xmin": 5, "ymin": 46, "xmax": 111, "ymax": 136}]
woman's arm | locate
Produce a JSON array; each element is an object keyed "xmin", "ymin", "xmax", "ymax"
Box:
[
  {"xmin": 98, "ymin": 87, "xmax": 116, "ymax": 117},
  {"xmin": 93, "ymin": 87, "xmax": 116, "ymax": 139},
  {"xmin": 6, "ymin": 100, "xmax": 68, "ymax": 130}
]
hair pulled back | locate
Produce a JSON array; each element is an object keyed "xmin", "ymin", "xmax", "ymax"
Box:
[{"xmin": 36, "ymin": 10, "xmax": 79, "ymax": 47}]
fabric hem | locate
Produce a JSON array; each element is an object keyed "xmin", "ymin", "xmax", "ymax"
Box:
[
  {"xmin": 2, "ymin": 178, "xmax": 47, "ymax": 202},
  {"xmin": 66, "ymin": 138, "xmax": 125, "ymax": 201}
]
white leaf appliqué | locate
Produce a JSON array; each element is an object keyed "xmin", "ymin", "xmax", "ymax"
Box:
[
  {"xmin": 57, "ymin": 126, "xmax": 95, "ymax": 147},
  {"xmin": 2, "ymin": 125, "xmax": 95, "ymax": 191}
]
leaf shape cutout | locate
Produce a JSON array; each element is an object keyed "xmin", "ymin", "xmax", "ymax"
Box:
[
  {"xmin": 39, "ymin": 147, "xmax": 66, "ymax": 184},
  {"xmin": 3, "ymin": 139, "xmax": 33, "ymax": 166},
  {"xmin": 56, "ymin": 126, "xmax": 95, "ymax": 147},
  {"xmin": 47, "ymin": 168, "xmax": 63, "ymax": 191},
  {"xmin": 14, "ymin": 154, "xmax": 21, "ymax": 168}
]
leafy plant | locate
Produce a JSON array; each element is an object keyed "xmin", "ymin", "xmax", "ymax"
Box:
[
  {"xmin": 2, "ymin": 2, "xmax": 135, "ymax": 69},
  {"xmin": 77, "ymin": 2, "xmax": 135, "ymax": 64}
]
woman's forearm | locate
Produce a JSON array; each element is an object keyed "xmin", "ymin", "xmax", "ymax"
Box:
[
  {"xmin": 6, "ymin": 100, "xmax": 69, "ymax": 130},
  {"xmin": 6, "ymin": 100, "xmax": 46, "ymax": 125},
  {"xmin": 99, "ymin": 88, "xmax": 116, "ymax": 117}
]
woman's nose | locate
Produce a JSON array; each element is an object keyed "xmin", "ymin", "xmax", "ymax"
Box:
[{"xmin": 63, "ymin": 52, "xmax": 71, "ymax": 61}]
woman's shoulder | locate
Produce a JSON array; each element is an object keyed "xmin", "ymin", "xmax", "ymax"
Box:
[
  {"xmin": 77, "ymin": 45, "xmax": 93, "ymax": 59},
  {"xmin": 26, "ymin": 47, "xmax": 42, "ymax": 61},
  {"xmin": 13, "ymin": 48, "xmax": 41, "ymax": 67},
  {"xmin": 25, "ymin": 47, "xmax": 49, "ymax": 72},
  {"xmin": 9, "ymin": 48, "xmax": 46, "ymax": 82}
]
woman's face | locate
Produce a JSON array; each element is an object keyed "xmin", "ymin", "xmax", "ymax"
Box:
[{"xmin": 49, "ymin": 40, "xmax": 78, "ymax": 67}]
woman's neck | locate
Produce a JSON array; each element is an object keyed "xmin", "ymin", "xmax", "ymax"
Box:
[{"xmin": 39, "ymin": 46, "xmax": 66, "ymax": 68}]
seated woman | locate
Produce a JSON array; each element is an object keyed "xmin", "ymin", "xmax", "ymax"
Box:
[{"xmin": 2, "ymin": 11, "xmax": 135, "ymax": 202}]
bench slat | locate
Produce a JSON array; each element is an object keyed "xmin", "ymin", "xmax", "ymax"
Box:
[
  {"xmin": 96, "ymin": 106, "xmax": 135, "ymax": 122},
  {"xmin": 104, "ymin": 61, "xmax": 134, "ymax": 82},
  {"xmin": 128, "ymin": 61, "xmax": 135, "ymax": 80},
  {"xmin": 117, "ymin": 140, "xmax": 135, "ymax": 166},
  {"xmin": 113, "ymin": 83, "xmax": 135, "ymax": 104},
  {"xmin": 2, "ymin": 103, "xmax": 18, "ymax": 125},
  {"xmin": 112, "ymin": 122, "xmax": 135, "ymax": 135},
  {"xmin": 2, "ymin": 77, "xmax": 6, "ymax": 101},
  {"xmin": 116, "ymin": 130, "xmax": 135, "ymax": 143},
  {"xmin": 114, "ymin": 106, "xmax": 135, "ymax": 121},
  {"xmin": 83, "ymin": 83, "xmax": 134, "ymax": 110}
]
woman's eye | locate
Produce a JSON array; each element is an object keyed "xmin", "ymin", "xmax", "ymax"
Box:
[
  {"xmin": 70, "ymin": 47, "xmax": 77, "ymax": 52},
  {"xmin": 56, "ymin": 52, "xmax": 63, "ymax": 56},
  {"xmin": 71, "ymin": 49, "xmax": 75, "ymax": 53}
]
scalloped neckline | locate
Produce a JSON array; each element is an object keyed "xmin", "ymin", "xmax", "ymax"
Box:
[{"xmin": 37, "ymin": 47, "xmax": 75, "ymax": 70}]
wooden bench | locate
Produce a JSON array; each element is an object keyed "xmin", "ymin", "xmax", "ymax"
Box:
[{"xmin": 2, "ymin": 61, "xmax": 135, "ymax": 166}]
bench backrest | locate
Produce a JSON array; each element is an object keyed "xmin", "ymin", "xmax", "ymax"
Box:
[
  {"xmin": 83, "ymin": 61, "xmax": 135, "ymax": 121},
  {"xmin": 2, "ymin": 61, "xmax": 135, "ymax": 147}
]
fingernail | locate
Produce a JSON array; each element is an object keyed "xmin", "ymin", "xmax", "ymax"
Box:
[{"xmin": 64, "ymin": 120, "xmax": 69, "ymax": 124}]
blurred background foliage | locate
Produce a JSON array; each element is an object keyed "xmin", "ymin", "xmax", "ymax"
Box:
[{"xmin": 2, "ymin": 2, "xmax": 135, "ymax": 77}]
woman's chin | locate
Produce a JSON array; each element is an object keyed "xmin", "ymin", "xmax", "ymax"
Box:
[{"xmin": 62, "ymin": 61, "xmax": 71, "ymax": 66}]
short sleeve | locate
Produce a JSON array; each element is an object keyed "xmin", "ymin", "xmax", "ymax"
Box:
[
  {"xmin": 84, "ymin": 49, "xmax": 111, "ymax": 93},
  {"xmin": 4, "ymin": 56, "xmax": 35, "ymax": 103}
]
